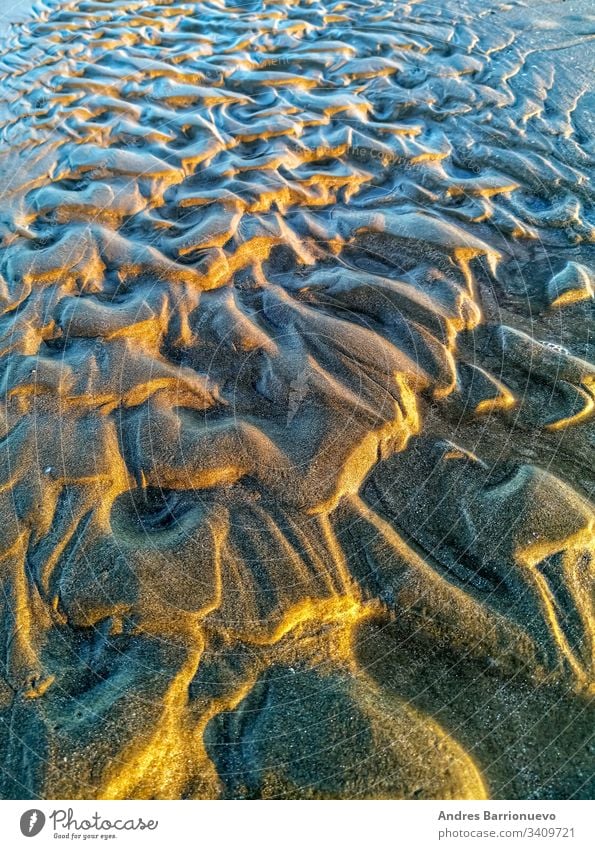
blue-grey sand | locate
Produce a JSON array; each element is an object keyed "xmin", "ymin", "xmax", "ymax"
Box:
[{"xmin": 0, "ymin": 0, "xmax": 593, "ymax": 799}]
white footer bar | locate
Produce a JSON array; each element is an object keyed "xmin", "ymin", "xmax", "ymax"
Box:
[{"xmin": 1, "ymin": 800, "xmax": 592, "ymax": 849}]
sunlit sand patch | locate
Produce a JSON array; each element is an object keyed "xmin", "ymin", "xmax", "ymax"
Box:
[{"xmin": 0, "ymin": 0, "xmax": 593, "ymax": 799}]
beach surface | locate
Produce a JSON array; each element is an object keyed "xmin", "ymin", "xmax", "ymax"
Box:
[{"xmin": 0, "ymin": 0, "xmax": 593, "ymax": 799}]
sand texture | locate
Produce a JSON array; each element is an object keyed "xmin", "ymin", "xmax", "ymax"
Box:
[{"xmin": 0, "ymin": 0, "xmax": 593, "ymax": 799}]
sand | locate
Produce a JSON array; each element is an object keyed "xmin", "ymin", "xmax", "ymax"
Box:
[{"xmin": 0, "ymin": 0, "xmax": 593, "ymax": 800}]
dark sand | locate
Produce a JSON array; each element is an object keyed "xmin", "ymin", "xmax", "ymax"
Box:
[{"xmin": 0, "ymin": 0, "xmax": 593, "ymax": 799}]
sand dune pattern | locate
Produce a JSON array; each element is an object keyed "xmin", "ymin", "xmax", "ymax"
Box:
[{"xmin": 0, "ymin": 0, "xmax": 593, "ymax": 799}]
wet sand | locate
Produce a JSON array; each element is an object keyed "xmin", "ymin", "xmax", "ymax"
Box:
[{"xmin": 0, "ymin": 0, "xmax": 593, "ymax": 799}]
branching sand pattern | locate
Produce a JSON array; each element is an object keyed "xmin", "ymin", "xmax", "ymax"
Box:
[{"xmin": 0, "ymin": 0, "xmax": 593, "ymax": 799}]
